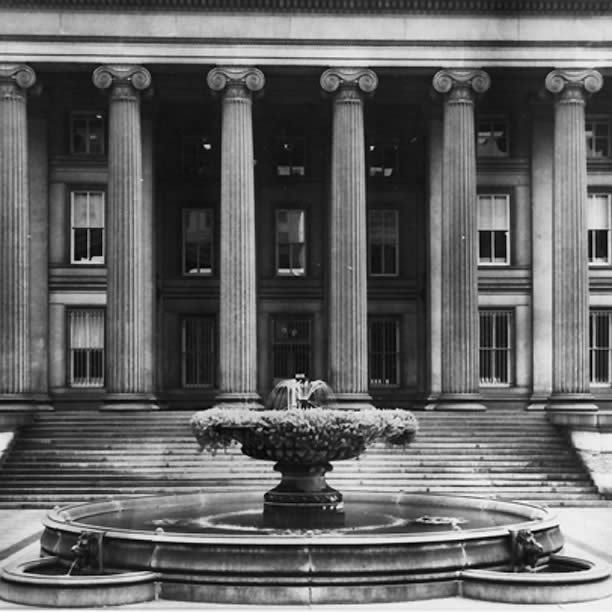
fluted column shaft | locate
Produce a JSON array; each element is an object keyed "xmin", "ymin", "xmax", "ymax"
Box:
[
  {"xmin": 321, "ymin": 68, "xmax": 377, "ymax": 409},
  {"xmin": 433, "ymin": 69, "xmax": 490, "ymax": 408},
  {"xmin": 0, "ymin": 65, "xmax": 35, "ymax": 395},
  {"xmin": 207, "ymin": 67, "xmax": 264, "ymax": 407},
  {"xmin": 93, "ymin": 66, "xmax": 155, "ymax": 404},
  {"xmin": 546, "ymin": 70, "xmax": 603, "ymax": 405}
]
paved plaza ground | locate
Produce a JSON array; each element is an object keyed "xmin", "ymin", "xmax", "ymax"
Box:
[{"xmin": 1, "ymin": 506, "xmax": 612, "ymax": 610}]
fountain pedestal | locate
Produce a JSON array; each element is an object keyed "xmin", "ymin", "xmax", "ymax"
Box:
[{"xmin": 263, "ymin": 462, "xmax": 345, "ymax": 528}]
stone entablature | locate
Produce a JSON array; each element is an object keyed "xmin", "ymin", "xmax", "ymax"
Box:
[{"xmin": 3, "ymin": 0, "xmax": 612, "ymax": 14}]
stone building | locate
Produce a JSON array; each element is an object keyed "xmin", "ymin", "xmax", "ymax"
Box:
[{"xmin": 2, "ymin": 0, "xmax": 612, "ymax": 414}]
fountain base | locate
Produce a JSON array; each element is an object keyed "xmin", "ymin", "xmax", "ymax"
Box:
[{"xmin": 263, "ymin": 462, "xmax": 344, "ymax": 528}]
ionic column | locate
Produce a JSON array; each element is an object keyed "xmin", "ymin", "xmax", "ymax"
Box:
[
  {"xmin": 321, "ymin": 68, "xmax": 377, "ymax": 410},
  {"xmin": 432, "ymin": 69, "xmax": 490, "ymax": 410},
  {"xmin": 0, "ymin": 65, "xmax": 35, "ymax": 404},
  {"xmin": 93, "ymin": 65, "xmax": 157, "ymax": 409},
  {"xmin": 545, "ymin": 69, "xmax": 603, "ymax": 411},
  {"xmin": 207, "ymin": 66, "xmax": 264, "ymax": 409}
]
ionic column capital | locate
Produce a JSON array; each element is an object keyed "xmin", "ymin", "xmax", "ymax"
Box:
[
  {"xmin": 93, "ymin": 65, "xmax": 152, "ymax": 99},
  {"xmin": 0, "ymin": 64, "xmax": 36, "ymax": 100},
  {"xmin": 432, "ymin": 69, "xmax": 490, "ymax": 102},
  {"xmin": 545, "ymin": 69, "xmax": 603, "ymax": 103},
  {"xmin": 320, "ymin": 68, "xmax": 378, "ymax": 100},
  {"xmin": 206, "ymin": 66, "xmax": 265, "ymax": 99}
]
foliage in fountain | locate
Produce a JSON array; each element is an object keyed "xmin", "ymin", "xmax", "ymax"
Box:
[{"xmin": 190, "ymin": 376, "xmax": 418, "ymax": 460}]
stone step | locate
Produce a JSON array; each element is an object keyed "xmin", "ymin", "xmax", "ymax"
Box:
[{"xmin": 0, "ymin": 464, "xmax": 589, "ymax": 475}]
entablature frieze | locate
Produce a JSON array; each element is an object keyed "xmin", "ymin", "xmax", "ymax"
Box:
[{"xmin": 3, "ymin": 1, "xmax": 612, "ymax": 15}]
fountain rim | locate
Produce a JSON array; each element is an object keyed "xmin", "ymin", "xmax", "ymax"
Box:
[{"xmin": 42, "ymin": 490, "xmax": 560, "ymax": 546}]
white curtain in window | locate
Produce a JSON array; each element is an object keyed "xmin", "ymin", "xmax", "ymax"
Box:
[
  {"xmin": 72, "ymin": 192, "xmax": 89, "ymax": 227},
  {"xmin": 88, "ymin": 192, "xmax": 104, "ymax": 227},
  {"xmin": 478, "ymin": 195, "xmax": 509, "ymax": 230},
  {"xmin": 184, "ymin": 209, "xmax": 212, "ymax": 241},
  {"xmin": 69, "ymin": 310, "xmax": 104, "ymax": 349},
  {"xmin": 588, "ymin": 194, "xmax": 610, "ymax": 230}
]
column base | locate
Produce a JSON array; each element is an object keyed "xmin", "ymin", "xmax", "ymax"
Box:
[
  {"xmin": 428, "ymin": 394, "xmax": 487, "ymax": 411},
  {"xmin": 527, "ymin": 394, "xmax": 550, "ymax": 411},
  {"xmin": 101, "ymin": 393, "xmax": 159, "ymax": 411},
  {"xmin": 547, "ymin": 394, "xmax": 599, "ymax": 412},
  {"xmin": 214, "ymin": 392, "xmax": 264, "ymax": 411},
  {"xmin": 331, "ymin": 393, "xmax": 375, "ymax": 411}
]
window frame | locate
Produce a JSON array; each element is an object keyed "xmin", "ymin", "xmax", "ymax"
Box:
[
  {"xmin": 275, "ymin": 208, "xmax": 307, "ymax": 277},
  {"xmin": 587, "ymin": 192, "xmax": 612, "ymax": 267},
  {"xmin": 368, "ymin": 317, "xmax": 401, "ymax": 388},
  {"xmin": 479, "ymin": 309, "xmax": 514, "ymax": 387},
  {"xmin": 368, "ymin": 208, "xmax": 399, "ymax": 277},
  {"xmin": 66, "ymin": 307, "xmax": 105, "ymax": 388},
  {"xmin": 181, "ymin": 316, "xmax": 216, "ymax": 388},
  {"xmin": 69, "ymin": 188, "xmax": 106, "ymax": 265},
  {"xmin": 586, "ymin": 115, "xmax": 611, "ymax": 159},
  {"xmin": 477, "ymin": 192, "xmax": 511, "ymax": 266},
  {"xmin": 69, "ymin": 111, "xmax": 106, "ymax": 156},
  {"xmin": 476, "ymin": 114, "xmax": 510, "ymax": 158},
  {"xmin": 182, "ymin": 208, "xmax": 214, "ymax": 277}
]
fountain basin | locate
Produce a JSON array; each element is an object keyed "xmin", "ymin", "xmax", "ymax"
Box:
[
  {"xmin": 0, "ymin": 557, "xmax": 158, "ymax": 608},
  {"xmin": 35, "ymin": 490, "xmax": 565, "ymax": 605},
  {"xmin": 461, "ymin": 555, "xmax": 612, "ymax": 604}
]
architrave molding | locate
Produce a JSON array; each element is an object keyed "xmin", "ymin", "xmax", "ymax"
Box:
[{"xmin": 2, "ymin": 1, "xmax": 612, "ymax": 15}]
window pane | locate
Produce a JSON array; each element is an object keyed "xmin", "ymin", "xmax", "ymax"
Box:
[
  {"xmin": 73, "ymin": 228, "xmax": 89, "ymax": 262},
  {"xmin": 479, "ymin": 311, "xmax": 512, "ymax": 385},
  {"xmin": 72, "ymin": 193, "xmax": 89, "ymax": 227},
  {"xmin": 272, "ymin": 317, "xmax": 311, "ymax": 380},
  {"xmin": 276, "ymin": 209, "xmax": 306, "ymax": 275},
  {"xmin": 182, "ymin": 317, "xmax": 215, "ymax": 386},
  {"xmin": 479, "ymin": 232, "xmax": 492, "ymax": 262},
  {"xmin": 493, "ymin": 231, "xmax": 507, "ymax": 261},
  {"xmin": 89, "ymin": 228, "xmax": 104, "ymax": 261},
  {"xmin": 68, "ymin": 309, "xmax": 104, "ymax": 387},
  {"xmin": 368, "ymin": 319, "xmax": 399, "ymax": 386},
  {"xmin": 183, "ymin": 209, "xmax": 213, "ymax": 274}
]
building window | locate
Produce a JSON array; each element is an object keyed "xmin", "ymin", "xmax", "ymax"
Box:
[
  {"xmin": 586, "ymin": 116, "xmax": 610, "ymax": 158},
  {"xmin": 70, "ymin": 190, "xmax": 105, "ymax": 264},
  {"xmin": 276, "ymin": 209, "xmax": 306, "ymax": 276},
  {"xmin": 368, "ymin": 210, "xmax": 399, "ymax": 276},
  {"xmin": 275, "ymin": 137, "xmax": 305, "ymax": 177},
  {"xmin": 479, "ymin": 310, "xmax": 513, "ymax": 386},
  {"xmin": 478, "ymin": 194, "xmax": 510, "ymax": 265},
  {"xmin": 368, "ymin": 318, "xmax": 400, "ymax": 387},
  {"xmin": 588, "ymin": 193, "xmax": 611, "ymax": 265},
  {"xmin": 181, "ymin": 135, "xmax": 217, "ymax": 177},
  {"xmin": 590, "ymin": 311, "xmax": 612, "ymax": 385},
  {"xmin": 68, "ymin": 309, "xmax": 104, "ymax": 387},
  {"xmin": 477, "ymin": 116, "xmax": 508, "ymax": 157},
  {"xmin": 182, "ymin": 317, "xmax": 215, "ymax": 387},
  {"xmin": 70, "ymin": 112, "xmax": 105, "ymax": 155},
  {"xmin": 183, "ymin": 209, "xmax": 213, "ymax": 275},
  {"xmin": 272, "ymin": 317, "xmax": 311, "ymax": 380},
  {"xmin": 367, "ymin": 139, "xmax": 399, "ymax": 178}
]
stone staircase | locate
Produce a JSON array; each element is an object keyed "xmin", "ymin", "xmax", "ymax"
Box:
[{"xmin": 0, "ymin": 408, "xmax": 605, "ymax": 508}]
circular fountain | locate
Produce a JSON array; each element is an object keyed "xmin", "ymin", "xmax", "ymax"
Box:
[{"xmin": 1, "ymin": 377, "xmax": 611, "ymax": 606}]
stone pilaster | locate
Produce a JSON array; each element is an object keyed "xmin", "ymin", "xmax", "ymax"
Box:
[
  {"xmin": 0, "ymin": 65, "xmax": 36, "ymax": 407},
  {"xmin": 93, "ymin": 65, "xmax": 157, "ymax": 410},
  {"xmin": 321, "ymin": 68, "xmax": 377, "ymax": 410},
  {"xmin": 207, "ymin": 66, "xmax": 264, "ymax": 409},
  {"xmin": 545, "ymin": 69, "xmax": 603, "ymax": 411},
  {"xmin": 432, "ymin": 69, "xmax": 490, "ymax": 410}
]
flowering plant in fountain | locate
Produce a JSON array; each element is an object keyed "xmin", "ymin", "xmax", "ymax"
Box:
[{"xmin": 191, "ymin": 406, "xmax": 418, "ymax": 462}]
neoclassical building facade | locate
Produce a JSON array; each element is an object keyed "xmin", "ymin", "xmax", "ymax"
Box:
[{"xmin": 2, "ymin": 0, "xmax": 612, "ymax": 412}]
